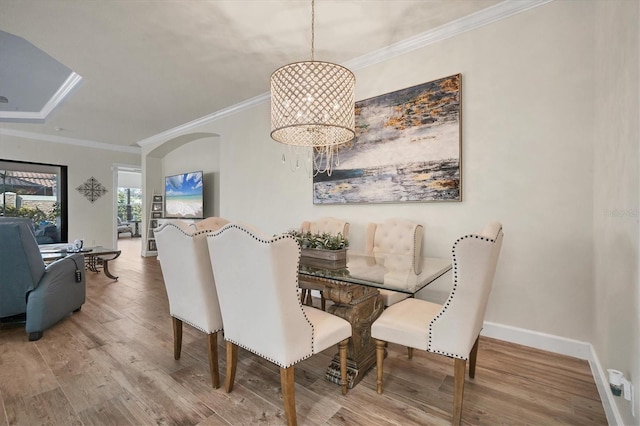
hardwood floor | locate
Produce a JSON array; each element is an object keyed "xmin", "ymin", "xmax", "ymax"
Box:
[{"xmin": 0, "ymin": 237, "xmax": 607, "ymax": 425}]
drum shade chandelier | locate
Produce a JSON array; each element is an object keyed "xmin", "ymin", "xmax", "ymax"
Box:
[{"xmin": 270, "ymin": 0, "xmax": 355, "ymax": 175}]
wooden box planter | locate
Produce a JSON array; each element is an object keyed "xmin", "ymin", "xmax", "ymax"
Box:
[{"xmin": 300, "ymin": 248, "xmax": 347, "ymax": 269}]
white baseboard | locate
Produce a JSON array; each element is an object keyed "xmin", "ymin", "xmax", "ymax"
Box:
[
  {"xmin": 481, "ymin": 321, "xmax": 592, "ymax": 359},
  {"xmin": 481, "ymin": 321, "xmax": 620, "ymax": 425}
]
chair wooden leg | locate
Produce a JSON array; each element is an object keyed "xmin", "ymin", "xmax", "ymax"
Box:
[
  {"xmin": 225, "ymin": 341, "xmax": 238, "ymax": 393},
  {"xmin": 468, "ymin": 336, "xmax": 479, "ymax": 379},
  {"xmin": 453, "ymin": 358, "xmax": 466, "ymax": 426},
  {"xmin": 207, "ymin": 332, "xmax": 220, "ymax": 389},
  {"xmin": 320, "ymin": 293, "xmax": 326, "ymax": 311},
  {"xmin": 280, "ymin": 366, "xmax": 297, "ymax": 426},
  {"xmin": 375, "ymin": 339, "xmax": 386, "ymax": 394},
  {"xmin": 172, "ymin": 317, "xmax": 182, "ymax": 360},
  {"xmin": 300, "ymin": 289, "xmax": 307, "ymax": 305},
  {"xmin": 339, "ymin": 339, "xmax": 348, "ymax": 395},
  {"xmin": 407, "ymin": 347, "xmax": 413, "ymax": 360}
]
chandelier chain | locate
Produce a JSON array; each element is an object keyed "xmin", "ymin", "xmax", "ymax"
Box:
[{"xmin": 311, "ymin": 0, "xmax": 315, "ymax": 61}]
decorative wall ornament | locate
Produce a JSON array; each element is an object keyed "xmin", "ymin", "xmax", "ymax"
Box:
[
  {"xmin": 76, "ymin": 176, "xmax": 108, "ymax": 203},
  {"xmin": 313, "ymin": 73, "xmax": 462, "ymax": 204}
]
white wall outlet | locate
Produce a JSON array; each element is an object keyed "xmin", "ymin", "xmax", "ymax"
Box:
[
  {"xmin": 623, "ymin": 378, "xmax": 632, "ymax": 401},
  {"xmin": 631, "ymin": 383, "xmax": 635, "ymax": 418}
]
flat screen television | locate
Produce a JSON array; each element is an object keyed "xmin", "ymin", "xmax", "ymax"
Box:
[{"xmin": 164, "ymin": 171, "xmax": 204, "ymax": 219}]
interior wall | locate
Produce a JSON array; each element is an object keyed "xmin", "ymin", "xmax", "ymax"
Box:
[
  {"xmin": 152, "ymin": 0, "xmax": 596, "ymax": 342},
  {"xmin": 161, "ymin": 136, "xmax": 221, "ymax": 218},
  {"xmin": 592, "ymin": 0, "xmax": 640, "ymax": 423},
  {"xmin": 0, "ymin": 134, "xmax": 141, "ymax": 246}
]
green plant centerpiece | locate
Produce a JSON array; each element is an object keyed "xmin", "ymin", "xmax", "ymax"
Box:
[
  {"xmin": 287, "ymin": 230, "xmax": 349, "ymax": 250},
  {"xmin": 286, "ymin": 230, "xmax": 349, "ymax": 269}
]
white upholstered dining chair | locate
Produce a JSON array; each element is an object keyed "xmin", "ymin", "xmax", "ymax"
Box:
[
  {"xmin": 371, "ymin": 222, "xmax": 504, "ymax": 425},
  {"xmin": 207, "ymin": 224, "xmax": 352, "ymax": 426},
  {"xmin": 154, "ymin": 220, "xmax": 227, "ymax": 388},
  {"xmin": 193, "ymin": 216, "xmax": 230, "ymax": 232},
  {"xmin": 365, "ymin": 218, "xmax": 424, "ymax": 307},
  {"xmin": 301, "ymin": 216, "xmax": 350, "ymax": 239}
]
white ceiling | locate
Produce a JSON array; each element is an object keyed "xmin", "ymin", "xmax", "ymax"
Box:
[{"xmin": 0, "ymin": 0, "xmax": 519, "ymax": 153}]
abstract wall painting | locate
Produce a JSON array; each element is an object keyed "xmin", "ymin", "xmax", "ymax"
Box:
[{"xmin": 313, "ymin": 73, "xmax": 462, "ymax": 204}]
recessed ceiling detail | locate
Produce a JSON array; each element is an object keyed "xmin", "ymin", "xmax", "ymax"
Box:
[{"xmin": 0, "ymin": 31, "xmax": 82, "ymax": 122}]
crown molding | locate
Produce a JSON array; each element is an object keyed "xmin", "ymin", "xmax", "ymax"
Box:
[
  {"xmin": 3, "ymin": 0, "xmax": 552, "ymax": 152},
  {"xmin": 0, "ymin": 128, "xmax": 140, "ymax": 154},
  {"xmin": 0, "ymin": 72, "xmax": 82, "ymax": 120},
  {"xmin": 137, "ymin": 91, "xmax": 270, "ymax": 147},
  {"xmin": 138, "ymin": 0, "xmax": 553, "ymax": 147},
  {"xmin": 344, "ymin": 0, "xmax": 554, "ymax": 70}
]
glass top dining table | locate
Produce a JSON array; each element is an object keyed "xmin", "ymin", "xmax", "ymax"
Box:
[
  {"xmin": 297, "ymin": 250, "xmax": 451, "ymax": 389},
  {"xmin": 299, "ymin": 251, "xmax": 452, "ymax": 295}
]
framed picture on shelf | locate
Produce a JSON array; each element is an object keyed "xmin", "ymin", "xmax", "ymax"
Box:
[
  {"xmin": 153, "ymin": 195, "xmax": 163, "ymax": 202},
  {"xmin": 148, "ymin": 240, "xmax": 157, "ymax": 251},
  {"xmin": 152, "ymin": 203, "xmax": 162, "ymax": 212},
  {"xmin": 152, "ymin": 212, "xmax": 162, "ymax": 218},
  {"xmin": 150, "ymin": 219, "xmax": 158, "ymax": 229}
]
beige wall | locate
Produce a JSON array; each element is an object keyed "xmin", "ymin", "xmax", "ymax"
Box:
[
  {"xmin": 0, "ymin": 133, "xmax": 141, "ymax": 246},
  {"xmin": 593, "ymin": 0, "xmax": 640, "ymax": 423},
  {"xmin": 161, "ymin": 136, "xmax": 221, "ymax": 218},
  {"xmin": 143, "ymin": 1, "xmax": 638, "ymax": 420},
  {"xmin": 141, "ymin": 133, "xmax": 221, "ymax": 255},
  {"xmin": 155, "ymin": 0, "xmax": 594, "ymax": 341}
]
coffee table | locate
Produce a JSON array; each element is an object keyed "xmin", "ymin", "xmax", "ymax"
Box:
[{"xmin": 40, "ymin": 245, "xmax": 122, "ymax": 280}]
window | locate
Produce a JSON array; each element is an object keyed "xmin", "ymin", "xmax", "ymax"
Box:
[
  {"xmin": 117, "ymin": 187, "xmax": 142, "ymax": 221},
  {"xmin": 0, "ymin": 159, "xmax": 68, "ymax": 243}
]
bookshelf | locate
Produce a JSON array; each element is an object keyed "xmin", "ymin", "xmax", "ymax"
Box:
[{"xmin": 146, "ymin": 194, "xmax": 163, "ymax": 254}]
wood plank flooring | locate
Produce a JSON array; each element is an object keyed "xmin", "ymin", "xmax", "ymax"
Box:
[{"xmin": 0, "ymin": 237, "xmax": 607, "ymax": 425}]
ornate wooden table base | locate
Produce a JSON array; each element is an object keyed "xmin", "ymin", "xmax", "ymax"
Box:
[{"xmin": 300, "ymin": 276, "xmax": 384, "ymax": 388}]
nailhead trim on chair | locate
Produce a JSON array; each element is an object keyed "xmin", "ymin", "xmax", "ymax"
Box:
[
  {"xmin": 172, "ymin": 314, "xmax": 222, "ymax": 334},
  {"xmin": 211, "ymin": 223, "xmax": 317, "ymax": 369},
  {"xmin": 427, "ymin": 226, "xmax": 501, "ymax": 360}
]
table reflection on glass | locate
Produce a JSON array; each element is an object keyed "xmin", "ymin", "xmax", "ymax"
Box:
[{"xmin": 298, "ymin": 251, "xmax": 451, "ymax": 388}]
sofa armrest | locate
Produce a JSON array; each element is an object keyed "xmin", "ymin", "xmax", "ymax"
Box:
[{"xmin": 25, "ymin": 254, "xmax": 86, "ymax": 334}]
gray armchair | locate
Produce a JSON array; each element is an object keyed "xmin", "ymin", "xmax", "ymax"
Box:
[{"xmin": 0, "ymin": 218, "xmax": 86, "ymax": 341}]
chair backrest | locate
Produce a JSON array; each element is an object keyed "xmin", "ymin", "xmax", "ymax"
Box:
[
  {"xmin": 154, "ymin": 222, "xmax": 223, "ymax": 334},
  {"xmin": 0, "ymin": 221, "xmax": 46, "ymax": 317},
  {"xmin": 301, "ymin": 217, "xmax": 349, "ymax": 239},
  {"xmin": 207, "ymin": 224, "xmax": 315, "ymax": 368},
  {"xmin": 193, "ymin": 217, "xmax": 230, "ymax": 232},
  {"xmin": 365, "ymin": 218, "xmax": 424, "ymax": 274},
  {"xmin": 428, "ymin": 222, "xmax": 504, "ymax": 359}
]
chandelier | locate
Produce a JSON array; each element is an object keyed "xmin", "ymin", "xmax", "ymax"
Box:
[{"xmin": 270, "ymin": 0, "xmax": 355, "ymax": 176}]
